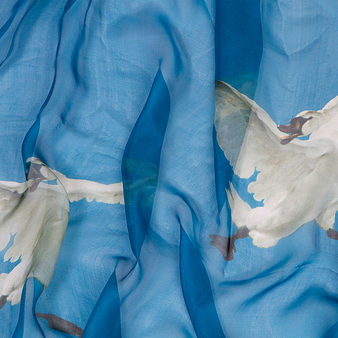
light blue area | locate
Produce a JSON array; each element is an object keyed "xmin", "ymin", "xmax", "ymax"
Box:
[
  {"xmin": 255, "ymin": 0, "xmax": 338, "ymax": 124},
  {"xmin": 210, "ymin": 1, "xmax": 338, "ymax": 337},
  {"xmin": 0, "ymin": 0, "xmax": 216, "ymax": 335},
  {"xmin": 37, "ymin": 319, "xmax": 76, "ymax": 338},
  {"xmin": 12, "ymin": 278, "xmax": 45, "ymax": 338},
  {"xmin": 35, "ymin": 199, "xmax": 132, "ymax": 331}
]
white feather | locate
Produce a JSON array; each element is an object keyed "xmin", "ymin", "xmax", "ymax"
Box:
[
  {"xmin": 215, "ymin": 81, "xmax": 338, "ymax": 248},
  {"xmin": 0, "ymin": 158, "xmax": 123, "ymax": 305}
]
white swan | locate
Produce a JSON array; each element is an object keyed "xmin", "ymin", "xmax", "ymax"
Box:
[
  {"xmin": 210, "ymin": 81, "xmax": 338, "ymax": 260},
  {"xmin": 0, "ymin": 157, "xmax": 123, "ymax": 306}
]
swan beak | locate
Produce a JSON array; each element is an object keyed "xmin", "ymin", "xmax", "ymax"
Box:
[
  {"xmin": 279, "ymin": 133, "xmax": 301, "ymax": 145},
  {"xmin": 29, "ymin": 177, "xmax": 46, "ymax": 192},
  {"xmin": 278, "ymin": 116, "xmax": 312, "ymax": 145}
]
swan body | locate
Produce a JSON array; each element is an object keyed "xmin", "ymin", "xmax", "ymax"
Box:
[
  {"xmin": 215, "ymin": 81, "xmax": 338, "ymax": 249},
  {"xmin": 0, "ymin": 158, "xmax": 123, "ymax": 306}
]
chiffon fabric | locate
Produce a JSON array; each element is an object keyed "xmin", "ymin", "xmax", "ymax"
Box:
[{"xmin": 0, "ymin": 0, "xmax": 338, "ymax": 337}]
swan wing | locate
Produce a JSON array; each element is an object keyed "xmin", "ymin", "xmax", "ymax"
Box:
[
  {"xmin": 294, "ymin": 95, "xmax": 338, "ymax": 138},
  {"xmin": 0, "ymin": 163, "xmax": 69, "ymax": 305},
  {"xmin": 50, "ymin": 169, "xmax": 124, "ymax": 205},
  {"xmin": 0, "ymin": 182, "xmax": 28, "ymax": 252},
  {"xmin": 215, "ymin": 80, "xmax": 320, "ymax": 207},
  {"xmin": 0, "ymin": 158, "xmax": 123, "ymax": 306},
  {"xmin": 65, "ymin": 179, "xmax": 124, "ymax": 204}
]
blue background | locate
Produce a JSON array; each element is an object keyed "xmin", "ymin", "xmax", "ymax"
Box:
[{"xmin": 0, "ymin": 0, "xmax": 337, "ymax": 337}]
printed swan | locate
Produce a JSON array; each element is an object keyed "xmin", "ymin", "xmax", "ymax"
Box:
[
  {"xmin": 210, "ymin": 81, "xmax": 338, "ymax": 260},
  {"xmin": 0, "ymin": 157, "xmax": 123, "ymax": 307}
]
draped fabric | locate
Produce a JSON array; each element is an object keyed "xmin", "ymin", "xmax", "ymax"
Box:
[{"xmin": 1, "ymin": 0, "xmax": 338, "ymax": 337}]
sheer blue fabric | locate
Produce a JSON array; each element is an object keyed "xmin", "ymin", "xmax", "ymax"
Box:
[{"xmin": 0, "ymin": 0, "xmax": 338, "ymax": 337}]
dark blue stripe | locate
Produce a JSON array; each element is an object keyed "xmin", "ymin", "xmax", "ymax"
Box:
[
  {"xmin": 180, "ymin": 226, "xmax": 225, "ymax": 338},
  {"xmin": 324, "ymin": 321, "xmax": 338, "ymax": 338},
  {"xmin": 122, "ymin": 67, "xmax": 170, "ymax": 258},
  {"xmin": 82, "ymin": 271, "xmax": 121, "ymax": 338},
  {"xmin": 13, "ymin": 278, "xmax": 45, "ymax": 337}
]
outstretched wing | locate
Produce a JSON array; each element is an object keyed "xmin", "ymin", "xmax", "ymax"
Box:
[
  {"xmin": 50, "ymin": 170, "xmax": 124, "ymax": 205},
  {"xmin": 0, "ymin": 157, "xmax": 124, "ymax": 307},
  {"xmin": 0, "ymin": 160, "xmax": 69, "ymax": 306},
  {"xmin": 215, "ymin": 80, "xmax": 323, "ymax": 207},
  {"xmin": 26, "ymin": 156, "xmax": 124, "ymax": 205},
  {"xmin": 0, "ymin": 181, "xmax": 27, "ymax": 252}
]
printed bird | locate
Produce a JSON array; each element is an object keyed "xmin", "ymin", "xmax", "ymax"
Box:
[
  {"xmin": 0, "ymin": 157, "xmax": 123, "ymax": 307},
  {"xmin": 210, "ymin": 81, "xmax": 338, "ymax": 260}
]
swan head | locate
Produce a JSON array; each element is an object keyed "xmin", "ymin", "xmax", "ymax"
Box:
[
  {"xmin": 25, "ymin": 158, "xmax": 55, "ymax": 192},
  {"xmin": 278, "ymin": 113, "xmax": 315, "ymax": 144},
  {"xmin": 295, "ymin": 110, "xmax": 322, "ymax": 136}
]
